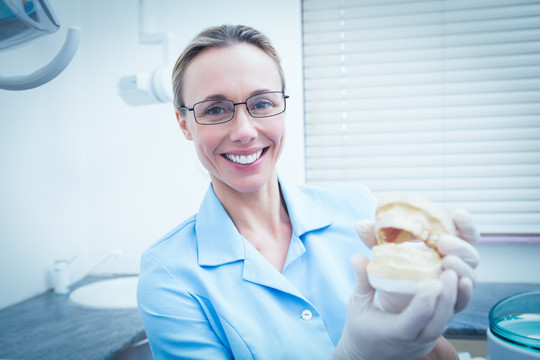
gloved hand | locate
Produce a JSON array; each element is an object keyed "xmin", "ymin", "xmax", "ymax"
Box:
[
  {"xmin": 332, "ymin": 209, "xmax": 481, "ymax": 359},
  {"xmin": 355, "ymin": 208, "xmax": 480, "ymax": 313},
  {"xmin": 332, "ymin": 255, "xmax": 457, "ymax": 360},
  {"xmin": 440, "ymin": 209, "xmax": 481, "ymax": 312}
]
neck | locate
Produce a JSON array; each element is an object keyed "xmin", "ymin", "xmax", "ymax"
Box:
[
  {"xmin": 211, "ymin": 173, "xmax": 292, "ymax": 271},
  {"xmin": 212, "ymin": 173, "xmax": 284, "ymax": 230}
]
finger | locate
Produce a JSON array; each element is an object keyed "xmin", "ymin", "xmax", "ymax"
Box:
[
  {"xmin": 437, "ymin": 234, "xmax": 480, "ymax": 268},
  {"xmin": 442, "ymin": 255, "xmax": 478, "ymax": 284},
  {"xmin": 376, "ymin": 291, "xmax": 413, "ymax": 313},
  {"xmin": 356, "ymin": 219, "xmax": 377, "ymax": 248},
  {"xmin": 419, "ymin": 270, "xmax": 457, "ymax": 340},
  {"xmin": 394, "ymin": 280, "xmax": 442, "ymax": 341},
  {"xmin": 452, "ymin": 209, "xmax": 480, "ymax": 244},
  {"xmin": 350, "ymin": 254, "xmax": 375, "ymax": 308},
  {"xmin": 455, "ymin": 277, "xmax": 474, "ymax": 313}
]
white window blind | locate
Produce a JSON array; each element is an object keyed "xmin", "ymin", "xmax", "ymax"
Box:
[{"xmin": 302, "ymin": 0, "xmax": 540, "ymax": 235}]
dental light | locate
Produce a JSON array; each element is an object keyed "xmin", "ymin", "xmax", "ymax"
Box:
[
  {"xmin": 0, "ymin": 0, "xmax": 80, "ymax": 90},
  {"xmin": 117, "ymin": 0, "xmax": 174, "ymax": 106}
]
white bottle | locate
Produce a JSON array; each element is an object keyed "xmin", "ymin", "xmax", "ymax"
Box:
[{"xmin": 53, "ymin": 260, "xmax": 70, "ymax": 294}]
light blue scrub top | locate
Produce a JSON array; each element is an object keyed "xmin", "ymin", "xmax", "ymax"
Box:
[{"xmin": 137, "ymin": 180, "xmax": 376, "ymax": 359}]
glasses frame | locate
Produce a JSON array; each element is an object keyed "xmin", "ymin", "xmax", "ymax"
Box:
[{"xmin": 180, "ymin": 91, "xmax": 289, "ymax": 125}]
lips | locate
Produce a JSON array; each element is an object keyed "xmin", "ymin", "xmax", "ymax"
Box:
[{"xmin": 224, "ymin": 149, "xmax": 264, "ymax": 165}]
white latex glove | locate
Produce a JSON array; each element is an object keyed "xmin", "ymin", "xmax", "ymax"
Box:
[
  {"xmin": 332, "ymin": 255, "xmax": 456, "ymax": 360},
  {"xmin": 333, "ymin": 209, "xmax": 481, "ymax": 359},
  {"xmin": 439, "ymin": 209, "xmax": 481, "ymax": 312}
]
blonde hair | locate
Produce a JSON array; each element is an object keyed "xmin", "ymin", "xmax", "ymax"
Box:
[{"xmin": 172, "ymin": 24, "xmax": 285, "ymax": 111}]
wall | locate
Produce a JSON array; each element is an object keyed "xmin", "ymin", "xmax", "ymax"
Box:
[
  {"xmin": 475, "ymin": 243, "xmax": 540, "ymax": 283},
  {"xmin": 0, "ymin": 0, "xmax": 304, "ymax": 310},
  {"xmin": 0, "ymin": 0, "xmax": 86, "ymax": 309}
]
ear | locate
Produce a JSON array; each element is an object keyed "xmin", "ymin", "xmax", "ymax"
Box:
[{"xmin": 175, "ymin": 108, "xmax": 193, "ymax": 141}]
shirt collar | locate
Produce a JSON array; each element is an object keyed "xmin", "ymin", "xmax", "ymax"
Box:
[
  {"xmin": 196, "ymin": 184, "xmax": 245, "ymax": 266},
  {"xmin": 195, "ymin": 180, "xmax": 332, "ymax": 267},
  {"xmin": 279, "ymin": 179, "xmax": 332, "ymax": 238}
]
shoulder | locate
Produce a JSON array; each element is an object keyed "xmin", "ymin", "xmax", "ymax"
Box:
[
  {"xmin": 149, "ymin": 214, "xmax": 197, "ymax": 249},
  {"xmin": 297, "ymin": 182, "xmax": 377, "ymax": 218},
  {"xmin": 297, "ymin": 182, "xmax": 374, "ymax": 200},
  {"xmin": 140, "ymin": 214, "xmax": 198, "ymax": 272}
]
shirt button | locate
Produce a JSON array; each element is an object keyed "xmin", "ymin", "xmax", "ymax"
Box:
[{"xmin": 301, "ymin": 309, "xmax": 312, "ymax": 320}]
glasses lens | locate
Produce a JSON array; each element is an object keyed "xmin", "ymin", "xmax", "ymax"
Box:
[
  {"xmin": 246, "ymin": 92, "xmax": 285, "ymax": 118},
  {"xmin": 194, "ymin": 100, "xmax": 234, "ymax": 124}
]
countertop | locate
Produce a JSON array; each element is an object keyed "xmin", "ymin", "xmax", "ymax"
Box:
[
  {"xmin": 0, "ymin": 278, "xmax": 538, "ymax": 359},
  {"xmin": 0, "ymin": 276, "xmax": 145, "ymax": 360},
  {"xmin": 445, "ymin": 282, "xmax": 540, "ymax": 339}
]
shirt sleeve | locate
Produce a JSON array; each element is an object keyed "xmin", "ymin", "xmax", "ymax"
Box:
[{"xmin": 137, "ymin": 251, "xmax": 234, "ymax": 360}]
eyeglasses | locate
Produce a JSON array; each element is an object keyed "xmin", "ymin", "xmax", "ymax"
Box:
[{"xmin": 180, "ymin": 91, "xmax": 289, "ymax": 125}]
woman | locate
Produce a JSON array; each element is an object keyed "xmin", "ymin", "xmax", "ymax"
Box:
[{"xmin": 137, "ymin": 24, "xmax": 480, "ymax": 359}]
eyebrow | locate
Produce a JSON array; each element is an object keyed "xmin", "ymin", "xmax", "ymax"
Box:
[
  {"xmin": 200, "ymin": 94, "xmax": 228, "ymax": 102},
  {"xmin": 200, "ymin": 89, "xmax": 274, "ymax": 102}
]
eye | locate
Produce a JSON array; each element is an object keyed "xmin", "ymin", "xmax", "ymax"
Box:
[
  {"xmin": 249, "ymin": 98, "xmax": 275, "ymax": 112},
  {"xmin": 254, "ymin": 100, "xmax": 273, "ymax": 109},
  {"xmin": 205, "ymin": 105, "xmax": 227, "ymax": 115},
  {"xmin": 197, "ymin": 100, "xmax": 232, "ymax": 117}
]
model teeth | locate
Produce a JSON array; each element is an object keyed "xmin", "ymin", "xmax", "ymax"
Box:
[{"xmin": 225, "ymin": 149, "xmax": 263, "ymax": 165}]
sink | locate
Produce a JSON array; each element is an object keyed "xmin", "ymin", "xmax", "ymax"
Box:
[{"xmin": 69, "ymin": 276, "xmax": 138, "ymax": 309}]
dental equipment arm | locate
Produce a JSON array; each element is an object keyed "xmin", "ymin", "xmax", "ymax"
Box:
[{"xmin": 0, "ymin": 26, "xmax": 80, "ymax": 90}]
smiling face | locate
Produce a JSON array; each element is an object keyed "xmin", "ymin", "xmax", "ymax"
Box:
[{"xmin": 176, "ymin": 43, "xmax": 286, "ymax": 194}]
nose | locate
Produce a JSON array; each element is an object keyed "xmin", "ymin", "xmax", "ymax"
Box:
[{"xmin": 228, "ymin": 105, "xmax": 257, "ymax": 143}]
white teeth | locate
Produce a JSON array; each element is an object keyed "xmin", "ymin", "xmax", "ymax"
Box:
[{"xmin": 225, "ymin": 149, "xmax": 263, "ymax": 165}]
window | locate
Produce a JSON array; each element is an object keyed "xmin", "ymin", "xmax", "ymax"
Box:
[{"xmin": 302, "ymin": 0, "xmax": 540, "ymax": 237}]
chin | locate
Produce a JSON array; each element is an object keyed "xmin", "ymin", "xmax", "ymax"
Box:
[{"xmin": 212, "ymin": 172, "xmax": 277, "ymax": 194}]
